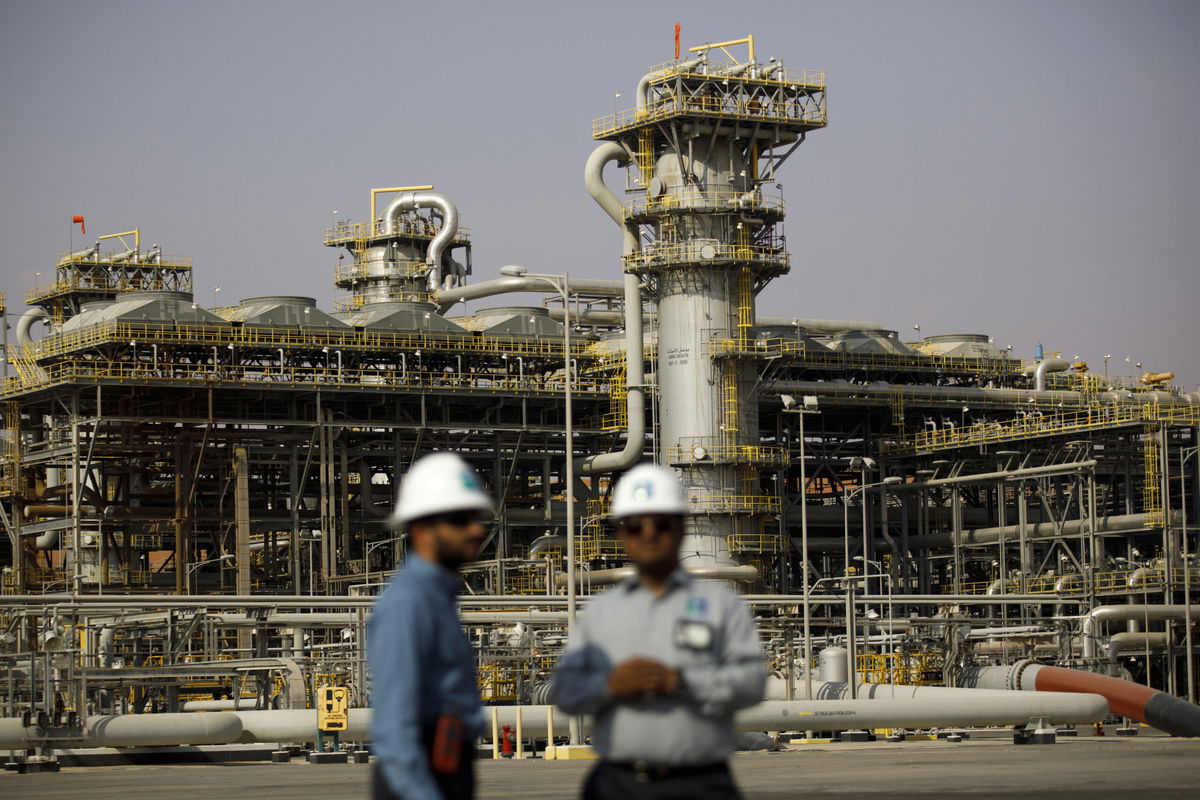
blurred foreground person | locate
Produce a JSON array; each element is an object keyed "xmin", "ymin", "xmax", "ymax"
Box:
[
  {"xmin": 550, "ymin": 463, "xmax": 767, "ymax": 800},
  {"xmin": 369, "ymin": 453, "xmax": 493, "ymax": 800}
]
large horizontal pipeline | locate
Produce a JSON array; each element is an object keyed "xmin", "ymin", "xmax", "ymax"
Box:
[
  {"xmin": 767, "ymin": 380, "xmax": 1196, "ymax": 408},
  {"xmin": 960, "ymin": 660, "xmax": 1200, "ymax": 737},
  {"xmin": 0, "ymin": 712, "xmax": 243, "ymax": 750},
  {"xmin": 0, "ymin": 592, "xmax": 1084, "ymax": 614},
  {"xmin": 0, "ymin": 688, "xmax": 1106, "ymax": 750},
  {"xmin": 802, "ymin": 511, "xmax": 1182, "ymax": 551}
]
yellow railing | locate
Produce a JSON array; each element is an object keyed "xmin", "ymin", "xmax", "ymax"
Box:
[
  {"xmin": 688, "ymin": 494, "xmax": 781, "ymax": 515},
  {"xmin": 476, "ymin": 663, "xmax": 518, "ymax": 702},
  {"xmin": 26, "ymin": 269, "xmax": 192, "ymax": 303},
  {"xmin": 884, "ymin": 404, "xmax": 1171, "ymax": 456},
  {"xmin": 592, "ymin": 64, "xmax": 827, "ymax": 136},
  {"xmin": 324, "ymin": 219, "xmax": 471, "ymax": 247},
  {"xmin": 1143, "ymin": 424, "xmax": 1164, "ymax": 527},
  {"xmin": 664, "ymin": 444, "xmax": 788, "ymax": 466},
  {"xmin": 952, "ymin": 569, "xmax": 1197, "ymax": 596},
  {"xmin": 16, "ymin": 320, "xmax": 597, "ymax": 363},
  {"xmin": 3, "ymin": 359, "xmax": 613, "ymax": 401},
  {"xmin": 623, "ymin": 189, "xmax": 786, "ymax": 219},
  {"xmin": 713, "ymin": 336, "xmax": 1035, "ymax": 376},
  {"xmin": 334, "ymin": 261, "xmax": 428, "ymax": 283},
  {"xmin": 624, "ymin": 241, "xmax": 788, "ymax": 272},
  {"xmin": 728, "ymin": 532, "xmax": 786, "ymax": 554},
  {"xmin": 577, "ymin": 536, "xmax": 624, "ymax": 560},
  {"xmin": 857, "ymin": 652, "xmax": 943, "ymax": 686}
]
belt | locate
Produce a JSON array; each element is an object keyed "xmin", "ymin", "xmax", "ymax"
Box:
[{"xmin": 606, "ymin": 760, "xmax": 727, "ymax": 782}]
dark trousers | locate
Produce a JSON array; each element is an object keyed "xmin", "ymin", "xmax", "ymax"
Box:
[
  {"xmin": 372, "ymin": 731, "xmax": 474, "ymax": 800},
  {"xmin": 583, "ymin": 761, "xmax": 742, "ymax": 800}
]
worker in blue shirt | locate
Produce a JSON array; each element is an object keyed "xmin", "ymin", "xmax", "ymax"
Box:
[
  {"xmin": 368, "ymin": 453, "xmax": 493, "ymax": 800},
  {"xmin": 550, "ymin": 463, "xmax": 767, "ymax": 800}
]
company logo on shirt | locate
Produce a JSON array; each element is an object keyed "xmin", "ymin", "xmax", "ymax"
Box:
[{"xmin": 685, "ymin": 596, "xmax": 708, "ymax": 616}]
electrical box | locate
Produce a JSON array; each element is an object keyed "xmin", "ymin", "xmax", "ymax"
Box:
[{"xmin": 317, "ymin": 686, "xmax": 349, "ymax": 732}]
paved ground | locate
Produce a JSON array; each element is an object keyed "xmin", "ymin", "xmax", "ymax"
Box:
[{"xmin": 4, "ymin": 735, "xmax": 1199, "ymax": 799}]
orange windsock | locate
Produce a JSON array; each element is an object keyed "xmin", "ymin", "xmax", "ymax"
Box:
[
  {"xmin": 675, "ymin": 24, "xmax": 681, "ymax": 59},
  {"xmin": 72, "ymin": 215, "xmax": 85, "ymax": 234}
]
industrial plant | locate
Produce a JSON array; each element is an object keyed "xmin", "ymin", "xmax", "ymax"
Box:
[{"xmin": 1, "ymin": 35, "xmax": 1197, "ymax": 768}]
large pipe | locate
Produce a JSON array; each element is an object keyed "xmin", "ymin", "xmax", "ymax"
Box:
[
  {"xmin": 381, "ymin": 191, "xmax": 459, "ymax": 291},
  {"xmin": 555, "ymin": 563, "xmax": 759, "ymax": 589},
  {"xmin": 756, "ymin": 316, "xmax": 886, "ymax": 333},
  {"xmin": 434, "ymin": 275, "xmax": 623, "ymax": 314},
  {"xmin": 1081, "ymin": 604, "xmax": 1200, "ymax": 659},
  {"xmin": 578, "ymin": 142, "xmax": 645, "ymax": 474},
  {"xmin": 14, "ymin": 686, "xmax": 1100, "ymax": 749},
  {"xmin": 0, "ymin": 712, "xmax": 243, "ymax": 749},
  {"xmin": 16, "ymin": 307, "xmax": 50, "ymax": 347},
  {"xmin": 802, "ymin": 511, "xmax": 1183, "ymax": 551},
  {"xmin": 960, "ymin": 659, "xmax": 1200, "ymax": 737},
  {"xmin": 766, "ymin": 380, "xmax": 1191, "ymax": 410},
  {"xmin": 636, "ymin": 57, "xmax": 705, "ymax": 113},
  {"xmin": 1031, "ymin": 358, "xmax": 1071, "ymax": 391}
]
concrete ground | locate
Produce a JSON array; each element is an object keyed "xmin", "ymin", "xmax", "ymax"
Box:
[{"xmin": 4, "ymin": 735, "xmax": 1199, "ymax": 799}]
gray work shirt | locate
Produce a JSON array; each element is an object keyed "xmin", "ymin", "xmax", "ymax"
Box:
[{"xmin": 549, "ymin": 568, "xmax": 767, "ymax": 765}]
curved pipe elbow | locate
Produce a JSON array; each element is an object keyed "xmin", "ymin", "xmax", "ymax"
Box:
[
  {"xmin": 1029, "ymin": 357, "xmax": 1070, "ymax": 391},
  {"xmin": 17, "ymin": 307, "xmax": 50, "ymax": 347},
  {"xmin": 577, "ymin": 274, "xmax": 645, "ymax": 475},
  {"xmin": 584, "ymin": 142, "xmax": 629, "ymax": 228},
  {"xmin": 636, "ymin": 56, "xmax": 704, "ymax": 112},
  {"xmin": 380, "ymin": 191, "xmax": 460, "ymax": 291}
]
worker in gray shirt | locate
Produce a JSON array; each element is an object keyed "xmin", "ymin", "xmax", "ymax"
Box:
[{"xmin": 550, "ymin": 464, "xmax": 767, "ymax": 800}]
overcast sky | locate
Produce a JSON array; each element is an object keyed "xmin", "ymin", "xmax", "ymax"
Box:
[{"xmin": 2, "ymin": 0, "xmax": 1197, "ymax": 388}]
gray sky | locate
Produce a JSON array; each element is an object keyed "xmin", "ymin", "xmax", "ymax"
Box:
[{"xmin": 3, "ymin": 0, "xmax": 1198, "ymax": 387}]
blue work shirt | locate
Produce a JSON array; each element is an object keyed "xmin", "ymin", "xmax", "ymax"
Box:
[
  {"xmin": 368, "ymin": 554, "xmax": 482, "ymax": 800},
  {"xmin": 549, "ymin": 568, "xmax": 766, "ymax": 765}
]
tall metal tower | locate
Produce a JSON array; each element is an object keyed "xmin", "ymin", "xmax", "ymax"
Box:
[{"xmin": 593, "ymin": 35, "xmax": 827, "ymax": 575}]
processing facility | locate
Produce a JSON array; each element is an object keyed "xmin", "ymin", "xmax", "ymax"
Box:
[{"xmin": 1, "ymin": 35, "xmax": 1198, "ymax": 761}]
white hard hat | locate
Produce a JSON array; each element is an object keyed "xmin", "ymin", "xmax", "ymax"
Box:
[
  {"xmin": 610, "ymin": 463, "xmax": 688, "ymax": 520},
  {"xmin": 390, "ymin": 452, "xmax": 495, "ymax": 527}
]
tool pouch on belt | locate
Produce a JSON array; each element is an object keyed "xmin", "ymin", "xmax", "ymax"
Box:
[{"xmin": 429, "ymin": 713, "xmax": 465, "ymax": 774}]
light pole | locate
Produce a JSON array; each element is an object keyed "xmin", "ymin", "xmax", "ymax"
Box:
[
  {"xmin": 843, "ymin": 469, "xmax": 902, "ymax": 592},
  {"xmin": 499, "ymin": 264, "xmax": 577, "ymax": 744},
  {"xmin": 188, "ymin": 553, "xmax": 233, "ymax": 591},
  {"xmin": 365, "ymin": 534, "xmax": 407, "ymax": 593},
  {"xmin": 842, "ymin": 473, "xmax": 900, "ymax": 697},
  {"xmin": 781, "ymin": 394, "xmax": 819, "ymax": 702},
  {"xmin": 854, "ymin": 555, "xmax": 895, "ymax": 687},
  {"xmin": 499, "ymin": 266, "xmax": 576, "ymax": 628},
  {"xmin": 807, "ymin": 570, "xmax": 890, "ymax": 700}
]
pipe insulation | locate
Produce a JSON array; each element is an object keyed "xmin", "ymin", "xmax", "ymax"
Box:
[
  {"xmin": 1081, "ymin": 604, "xmax": 1200, "ymax": 659},
  {"xmin": 578, "ymin": 141, "xmax": 645, "ymax": 474},
  {"xmin": 0, "ymin": 712, "xmax": 243, "ymax": 750},
  {"xmin": 0, "ymin": 688, "xmax": 1102, "ymax": 749},
  {"xmin": 434, "ymin": 275, "xmax": 624, "ymax": 313},
  {"xmin": 16, "ymin": 307, "xmax": 50, "ymax": 347},
  {"xmin": 958, "ymin": 659, "xmax": 1200, "ymax": 737},
  {"xmin": 381, "ymin": 191, "xmax": 459, "ymax": 291},
  {"xmin": 801, "ymin": 511, "xmax": 1183, "ymax": 551},
  {"xmin": 766, "ymin": 380, "xmax": 1192, "ymax": 410},
  {"xmin": 1032, "ymin": 357, "xmax": 1071, "ymax": 391}
]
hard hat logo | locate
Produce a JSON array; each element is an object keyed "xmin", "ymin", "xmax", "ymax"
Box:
[
  {"xmin": 460, "ymin": 471, "xmax": 480, "ymax": 491},
  {"xmin": 610, "ymin": 463, "xmax": 688, "ymax": 519}
]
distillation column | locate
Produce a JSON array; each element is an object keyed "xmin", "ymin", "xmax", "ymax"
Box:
[{"xmin": 593, "ymin": 37, "xmax": 827, "ymax": 573}]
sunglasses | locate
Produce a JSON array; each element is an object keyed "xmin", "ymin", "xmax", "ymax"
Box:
[
  {"xmin": 435, "ymin": 510, "xmax": 489, "ymax": 528},
  {"xmin": 618, "ymin": 515, "xmax": 684, "ymax": 535}
]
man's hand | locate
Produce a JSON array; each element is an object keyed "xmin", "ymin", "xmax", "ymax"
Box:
[{"xmin": 607, "ymin": 657, "xmax": 681, "ymax": 700}]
